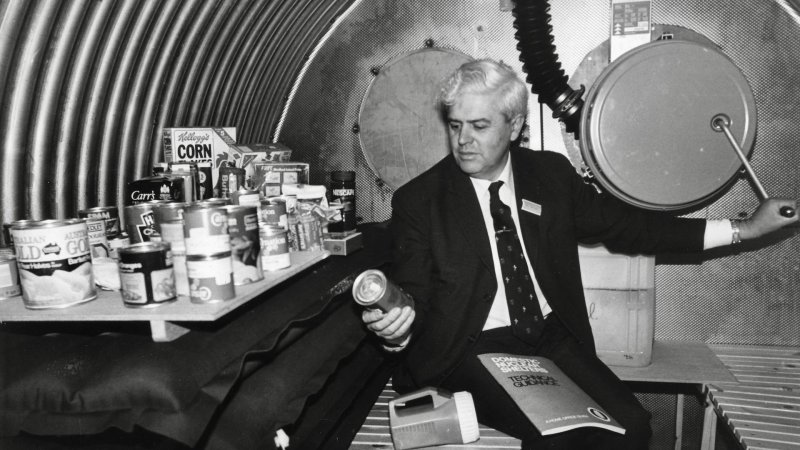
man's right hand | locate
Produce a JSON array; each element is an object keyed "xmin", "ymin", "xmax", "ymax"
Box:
[{"xmin": 362, "ymin": 305, "xmax": 415, "ymax": 346}]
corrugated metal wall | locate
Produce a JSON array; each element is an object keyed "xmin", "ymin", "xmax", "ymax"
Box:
[{"xmin": 0, "ymin": 0, "xmax": 353, "ymax": 224}]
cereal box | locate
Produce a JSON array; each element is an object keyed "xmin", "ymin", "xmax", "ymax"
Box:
[
  {"xmin": 253, "ymin": 162, "xmax": 310, "ymax": 197},
  {"xmin": 230, "ymin": 142, "xmax": 293, "ymax": 190},
  {"xmin": 162, "ymin": 127, "xmax": 238, "ymax": 194}
]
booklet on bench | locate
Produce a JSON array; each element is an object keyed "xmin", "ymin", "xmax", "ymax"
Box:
[{"xmin": 478, "ymin": 353, "xmax": 626, "ymax": 436}]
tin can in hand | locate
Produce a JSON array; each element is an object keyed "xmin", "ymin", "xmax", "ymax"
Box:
[{"xmin": 352, "ymin": 269, "xmax": 414, "ymax": 312}]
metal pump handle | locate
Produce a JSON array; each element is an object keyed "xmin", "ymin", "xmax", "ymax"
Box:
[{"xmin": 711, "ymin": 114, "xmax": 796, "ymax": 218}]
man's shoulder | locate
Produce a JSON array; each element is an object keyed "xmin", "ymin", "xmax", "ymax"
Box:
[
  {"xmin": 395, "ymin": 154, "xmax": 453, "ymax": 196},
  {"xmin": 513, "ymin": 147, "xmax": 575, "ymax": 175}
]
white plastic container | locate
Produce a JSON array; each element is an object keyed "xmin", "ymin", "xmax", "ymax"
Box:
[{"xmin": 579, "ymin": 243, "xmax": 655, "ymax": 367}]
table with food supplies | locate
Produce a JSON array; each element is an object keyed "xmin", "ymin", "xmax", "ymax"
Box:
[{"xmin": 0, "ymin": 222, "xmax": 393, "ymax": 449}]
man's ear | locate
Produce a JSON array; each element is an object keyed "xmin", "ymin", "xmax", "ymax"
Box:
[{"xmin": 509, "ymin": 114, "xmax": 525, "ymax": 142}]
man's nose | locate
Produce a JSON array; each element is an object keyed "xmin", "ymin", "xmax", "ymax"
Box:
[{"xmin": 458, "ymin": 127, "xmax": 472, "ymax": 145}]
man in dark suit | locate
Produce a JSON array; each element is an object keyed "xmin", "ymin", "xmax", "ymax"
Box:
[{"xmin": 362, "ymin": 58, "xmax": 797, "ymax": 449}]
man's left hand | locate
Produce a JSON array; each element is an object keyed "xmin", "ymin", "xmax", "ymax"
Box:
[{"xmin": 740, "ymin": 197, "xmax": 798, "ymax": 240}]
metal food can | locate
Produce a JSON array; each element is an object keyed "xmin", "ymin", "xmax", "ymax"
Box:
[
  {"xmin": 196, "ymin": 197, "xmax": 231, "ymax": 207},
  {"xmin": 108, "ymin": 233, "xmax": 130, "ymax": 261},
  {"xmin": 78, "ymin": 206, "xmax": 120, "ymax": 237},
  {"xmin": 186, "ymin": 252, "xmax": 235, "ymax": 303},
  {"xmin": 85, "ymin": 218, "xmax": 110, "ymax": 260},
  {"xmin": 259, "ymin": 223, "xmax": 291, "ymax": 271},
  {"xmin": 231, "ymin": 187, "xmax": 261, "ymax": 207},
  {"xmin": 260, "ymin": 198, "xmax": 287, "ymax": 230},
  {"xmin": 167, "ymin": 171, "xmax": 196, "ymax": 203},
  {"xmin": 3, "ymin": 219, "xmax": 35, "ymax": 251},
  {"xmin": 10, "ymin": 219, "xmax": 96, "ymax": 309},
  {"xmin": 168, "ymin": 162, "xmax": 201, "ymax": 202},
  {"xmin": 124, "ymin": 203, "xmax": 160, "ymax": 243},
  {"xmin": 159, "ymin": 218, "xmax": 185, "ymax": 253},
  {"xmin": 152, "ymin": 201, "xmax": 187, "ymax": 232},
  {"xmin": 118, "ymin": 242, "xmax": 176, "ymax": 307},
  {"xmin": 225, "ymin": 205, "xmax": 263, "ymax": 284},
  {"xmin": 0, "ymin": 254, "xmax": 21, "ymax": 299},
  {"xmin": 352, "ymin": 269, "xmax": 414, "ymax": 312},
  {"xmin": 172, "ymin": 252, "xmax": 190, "ymax": 297},
  {"xmin": 183, "ymin": 203, "xmax": 230, "ymax": 255}
]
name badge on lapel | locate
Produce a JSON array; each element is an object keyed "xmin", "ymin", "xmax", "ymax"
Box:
[{"xmin": 522, "ymin": 199, "xmax": 542, "ymax": 216}]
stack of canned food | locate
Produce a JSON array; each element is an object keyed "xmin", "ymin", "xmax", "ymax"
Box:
[{"xmin": 0, "ymin": 185, "xmax": 330, "ymax": 311}]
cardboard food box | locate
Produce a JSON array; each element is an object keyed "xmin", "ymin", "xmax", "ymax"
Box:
[
  {"xmin": 125, "ymin": 176, "xmax": 187, "ymax": 205},
  {"xmin": 253, "ymin": 162, "xmax": 310, "ymax": 197},
  {"xmin": 230, "ymin": 142, "xmax": 293, "ymax": 190},
  {"xmin": 162, "ymin": 127, "xmax": 238, "ymax": 195}
]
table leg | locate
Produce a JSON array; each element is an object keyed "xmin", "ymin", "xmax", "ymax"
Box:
[
  {"xmin": 674, "ymin": 393, "xmax": 684, "ymax": 450},
  {"xmin": 701, "ymin": 387, "xmax": 717, "ymax": 450}
]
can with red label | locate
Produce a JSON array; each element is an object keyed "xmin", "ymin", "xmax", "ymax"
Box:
[
  {"xmin": 124, "ymin": 203, "xmax": 160, "ymax": 243},
  {"xmin": 10, "ymin": 219, "xmax": 96, "ymax": 309},
  {"xmin": 225, "ymin": 205, "xmax": 262, "ymax": 284},
  {"xmin": 183, "ymin": 203, "xmax": 230, "ymax": 255},
  {"xmin": 118, "ymin": 242, "xmax": 176, "ymax": 307},
  {"xmin": 186, "ymin": 252, "xmax": 235, "ymax": 303},
  {"xmin": 78, "ymin": 206, "xmax": 120, "ymax": 238},
  {"xmin": 259, "ymin": 223, "xmax": 291, "ymax": 271},
  {"xmin": 352, "ymin": 269, "xmax": 414, "ymax": 312}
]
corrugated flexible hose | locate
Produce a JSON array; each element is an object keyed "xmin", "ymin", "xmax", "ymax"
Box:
[{"xmin": 512, "ymin": 0, "xmax": 583, "ymax": 137}]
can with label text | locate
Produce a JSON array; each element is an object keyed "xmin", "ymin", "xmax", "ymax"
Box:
[
  {"xmin": 10, "ymin": 219, "xmax": 96, "ymax": 309},
  {"xmin": 352, "ymin": 269, "xmax": 414, "ymax": 313},
  {"xmin": 186, "ymin": 252, "xmax": 235, "ymax": 303},
  {"xmin": 118, "ymin": 242, "xmax": 176, "ymax": 307},
  {"xmin": 183, "ymin": 203, "xmax": 230, "ymax": 255},
  {"xmin": 108, "ymin": 233, "xmax": 130, "ymax": 261},
  {"xmin": 259, "ymin": 223, "xmax": 291, "ymax": 271},
  {"xmin": 225, "ymin": 205, "xmax": 262, "ymax": 284},
  {"xmin": 78, "ymin": 206, "xmax": 120, "ymax": 238},
  {"xmin": 86, "ymin": 218, "xmax": 110, "ymax": 260},
  {"xmin": 124, "ymin": 203, "xmax": 160, "ymax": 243},
  {"xmin": 231, "ymin": 187, "xmax": 261, "ymax": 208},
  {"xmin": 260, "ymin": 199, "xmax": 287, "ymax": 230}
]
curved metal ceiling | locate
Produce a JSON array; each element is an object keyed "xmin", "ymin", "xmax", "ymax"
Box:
[{"xmin": 0, "ymin": 0, "xmax": 353, "ymax": 224}]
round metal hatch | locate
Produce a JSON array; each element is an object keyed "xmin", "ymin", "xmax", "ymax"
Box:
[
  {"xmin": 579, "ymin": 39, "xmax": 757, "ymax": 211},
  {"xmin": 358, "ymin": 48, "xmax": 472, "ymax": 190}
]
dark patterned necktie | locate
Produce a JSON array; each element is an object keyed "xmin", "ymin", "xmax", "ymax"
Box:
[{"xmin": 489, "ymin": 181, "xmax": 544, "ymax": 344}]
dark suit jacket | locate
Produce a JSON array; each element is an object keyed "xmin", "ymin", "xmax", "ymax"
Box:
[{"xmin": 388, "ymin": 146, "xmax": 706, "ymax": 391}]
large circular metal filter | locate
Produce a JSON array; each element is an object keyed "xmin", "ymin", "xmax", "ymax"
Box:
[
  {"xmin": 358, "ymin": 48, "xmax": 471, "ymax": 190},
  {"xmin": 579, "ymin": 39, "xmax": 756, "ymax": 211}
]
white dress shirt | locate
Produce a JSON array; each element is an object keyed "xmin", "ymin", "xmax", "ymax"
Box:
[{"xmin": 469, "ymin": 157, "xmax": 733, "ymax": 331}]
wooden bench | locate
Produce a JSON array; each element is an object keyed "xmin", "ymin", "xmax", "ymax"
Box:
[
  {"xmin": 706, "ymin": 345, "xmax": 800, "ymax": 450},
  {"xmin": 350, "ymin": 340, "xmax": 736, "ymax": 449}
]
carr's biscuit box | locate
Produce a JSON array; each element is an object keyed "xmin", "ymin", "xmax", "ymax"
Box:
[
  {"xmin": 162, "ymin": 127, "xmax": 238, "ymax": 196},
  {"xmin": 254, "ymin": 162, "xmax": 309, "ymax": 197},
  {"xmin": 230, "ymin": 142, "xmax": 293, "ymax": 190}
]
